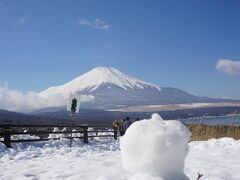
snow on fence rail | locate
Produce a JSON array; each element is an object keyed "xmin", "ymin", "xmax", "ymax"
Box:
[{"xmin": 0, "ymin": 124, "xmax": 118, "ymax": 148}]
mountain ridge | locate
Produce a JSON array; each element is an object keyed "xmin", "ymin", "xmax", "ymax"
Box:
[
  {"xmin": 39, "ymin": 67, "xmax": 160, "ymax": 98},
  {"xmin": 38, "ymin": 67, "xmax": 239, "ymax": 109}
]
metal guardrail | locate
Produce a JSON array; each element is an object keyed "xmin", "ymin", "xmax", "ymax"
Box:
[{"xmin": 0, "ymin": 124, "xmax": 118, "ymax": 148}]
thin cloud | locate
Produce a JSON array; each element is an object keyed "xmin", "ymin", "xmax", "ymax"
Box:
[
  {"xmin": 76, "ymin": 18, "xmax": 111, "ymax": 30},
  {"xmin": 0, "ymin": 0, "xmax": 4, "ymax": 7},
  {"xmin": 216, "ymin": 59, "xmax": 240, "ymax": 75},
  {"xmin": 16, "ymin": 16, "xmax": 27, "ymax": 25}
]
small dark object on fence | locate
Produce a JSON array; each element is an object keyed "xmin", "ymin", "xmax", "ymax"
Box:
[
  {"xmin": 3, "ymin": 125, "xmax": 11, "ymax": 148},
  {"xmin": 83, "ymin": 126, "xmax": 88, "ymax": 144},
  {"xmin": 197, "ymin": 173, "xmax": 203, "ymax": 180},
  {"xmin": 113, "ymin": 127, "xmax": 118, "ymax": 140},
  {"xmin": 0, "ymin": 124, "xmax": 118, "ymax": 148}
]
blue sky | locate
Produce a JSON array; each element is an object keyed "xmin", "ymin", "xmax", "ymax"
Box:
[{"xmin": 0, "ymin": 0, "xmax": 240, "ymax": 98}]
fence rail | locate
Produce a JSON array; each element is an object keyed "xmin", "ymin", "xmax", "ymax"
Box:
[{"xmin": 0, "ymin": 124, "xmax": 118, "ymax": 148}]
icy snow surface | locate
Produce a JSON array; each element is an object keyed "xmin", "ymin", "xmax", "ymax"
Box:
[
  {"xmin": 39, "ymin": 67, "xmax": 161, "ymax": 97},
  {"xmin": 120, "ymin": 113, "xmax": 190, "ymax": 179}
]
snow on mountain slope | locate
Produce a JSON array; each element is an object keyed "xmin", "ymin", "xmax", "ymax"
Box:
[{"xmin": 38, "ymin": 67, "xmax": 161, "ymax": 98}]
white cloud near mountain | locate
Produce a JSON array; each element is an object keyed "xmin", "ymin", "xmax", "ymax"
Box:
[
  {"xmin": 216, "ymin": 59, "xmax": 240, "ymax": 75},
  {"xmin": 76, "ymin": 18, "xmax": 111, "ymax": 30},
  {"xmin": 0, "ymin": 84, "xmax": 94, "ymax": 112}
]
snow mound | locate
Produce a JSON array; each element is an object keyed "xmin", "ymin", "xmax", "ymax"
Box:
[
  {"xmin": 120, "ymin": 113, "xmax": 191, "ymax": 180},
  {"xmin": 130, "ymin": 174, "xmax": 164, "ymax": 180}
]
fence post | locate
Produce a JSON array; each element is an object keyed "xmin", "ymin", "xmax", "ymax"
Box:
[
  {"xmin": 3, "ymin": 125, "xmax": 11, "ymax": 148},
  {"xmin": 114, "ymin": 127, "xmax": 118, "ymax": 140},
  {"xmin": 83, "ymin": 126, "xmax": 88, "ymax": 144}
]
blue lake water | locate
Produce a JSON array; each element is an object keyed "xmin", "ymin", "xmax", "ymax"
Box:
[{"xmin": 181, "ymin": 115, "xmax": 240, "ymax": 126}]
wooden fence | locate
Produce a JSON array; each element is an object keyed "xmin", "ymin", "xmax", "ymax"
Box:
[{"xmin": 0, "ymin": 124, "xmax": 118, "ymax": 148}]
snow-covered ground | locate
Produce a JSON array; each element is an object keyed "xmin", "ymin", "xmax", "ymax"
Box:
[
  {"xmin": 0, "ymin": 114, "xmax": 239, "ymax": 180},
  {"xmin": 0, "ymin": 137, "xmax": 240, "ymax": 180}
]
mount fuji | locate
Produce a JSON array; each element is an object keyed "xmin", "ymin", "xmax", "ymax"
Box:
[{"xmin": 38, "ymin": 67, "xmax": 235, "ymax": 109}]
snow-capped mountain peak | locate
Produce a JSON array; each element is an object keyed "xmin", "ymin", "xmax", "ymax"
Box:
[{"xmin": 39, "ymin": 67, "xmax": 161, "ymax": 97}]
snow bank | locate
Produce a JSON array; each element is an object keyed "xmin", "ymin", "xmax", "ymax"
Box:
[
  {"xmin": 186, "ymin": 137, "xmax": 240, "ymax": 179},
  {"xmin": 0, "ymin": 138, "xmax": 122, "ymax": 180},
  {"xmin": 120, "ymin": 113, "xmax": 191, "ymax": 180},
  {"xmin": 0, "ymin": 136, "xmax": 240, "ymax": 179},
  {"xmin": 0, "ymin": 138, "xmax": 120, "ymax": 161}
]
